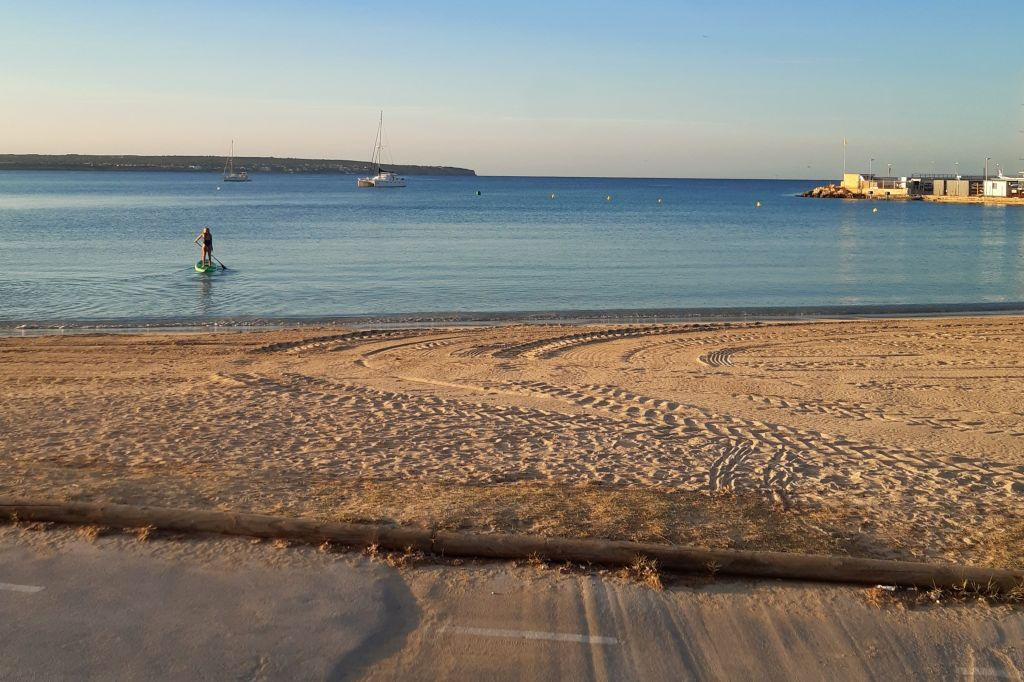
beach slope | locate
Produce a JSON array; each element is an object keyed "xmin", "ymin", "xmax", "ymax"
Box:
[{"xmin": 2, "ymin": 316, "xmax": 1023, "ymax": 566}]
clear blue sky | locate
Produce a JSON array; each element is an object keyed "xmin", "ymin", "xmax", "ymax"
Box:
[{"xmin": 2, "ymin": 0, "xmax": 1022, "ymax": 177}]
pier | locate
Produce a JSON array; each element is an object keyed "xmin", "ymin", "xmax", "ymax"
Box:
[{"xmin": 804, "ymin": 171, "xmax": 1024, "ymax": 203}]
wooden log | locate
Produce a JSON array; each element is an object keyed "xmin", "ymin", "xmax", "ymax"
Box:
[
  {"xmin": 0, "ymin": 499, "xmax": 433, "ymax": 553},
  {"xmin": 2, "ymin": 498, "xmax": 1022, "ymax": 591},
  {"xmin": 435, "ymin": 531, "xmax": 1024, "ymax": 591}
]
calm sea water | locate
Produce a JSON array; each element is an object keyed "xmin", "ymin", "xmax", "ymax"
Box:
[{"xmin": 2, "ymin": 171, "xmax": 1023, "ymax": 327}]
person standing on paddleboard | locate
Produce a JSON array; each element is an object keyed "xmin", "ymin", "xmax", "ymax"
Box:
[{"xmin": 193, "ymin": 227, "xmax": 213, "ymax": 267}]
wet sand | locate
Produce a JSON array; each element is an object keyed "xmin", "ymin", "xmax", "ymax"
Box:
[{"xmin": 2, "ymin": 316, "xmax": 1023, "ymax": 566}]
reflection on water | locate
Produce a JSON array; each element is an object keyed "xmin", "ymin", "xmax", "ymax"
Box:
[
  {"xmin": 1, "ymin": 171, "xmax": 1023, "ymax": 324},
  {"xmin": 979, "ymin": 206, "xmax": 1009, "ymax": 294},
  {"xmin": 1017, "ymin": 213, "xmax": 1024, "ymax": 299},
  {"xmin": 836, "ymin": 205, "xmax": 858, "ymax": 292},
  {"xmin": 196, "ymin": 271, "xmax": 213, "ymax": 315}
]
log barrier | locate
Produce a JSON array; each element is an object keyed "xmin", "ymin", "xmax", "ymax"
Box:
[{"xmin": 2, "ymin": 498, "xmax": 1021, "ymax": 591}]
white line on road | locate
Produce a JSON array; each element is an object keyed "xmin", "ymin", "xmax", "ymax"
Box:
[
  {"xmin": 0, "ymin": 582, "xmax": 44, "ymax": 594},
  {"xmin": 959, "ymin": 669, "xmax": 1013, "ymax": 679},
  {"xmin": 445, "ymin": 626, "xmax": 620, "ymax": 645}
]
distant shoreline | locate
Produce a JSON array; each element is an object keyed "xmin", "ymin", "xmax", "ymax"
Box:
[{"xmin": 0, "ymin": 154, "xmax": 475, "ymax": 176}]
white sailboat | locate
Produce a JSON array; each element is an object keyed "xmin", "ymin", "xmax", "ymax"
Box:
[
  {"xmin": 223, "ymin": 140, "xmax": 250, "ymax": 182},
  {"xmin": 357, "ymin": 112, "xmax": 406, "ymax": 188}
]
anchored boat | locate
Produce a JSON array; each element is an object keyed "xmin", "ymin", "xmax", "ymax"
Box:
[
  {"xmin": 223, "ymin": 140, "xmax": 250, "ymax": 182},
  {"xmin": 357, "ymin": 112, "xmax": 406, "ymax": 188}
]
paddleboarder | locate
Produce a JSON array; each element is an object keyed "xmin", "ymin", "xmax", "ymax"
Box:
[{"xmin": 193, "ymin": 226, "xmax": 214, "ymax": 267}]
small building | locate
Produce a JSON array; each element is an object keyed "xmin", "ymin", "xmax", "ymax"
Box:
[
  {"xmin": 933, "ymin": 179, "xmax": 971, "ymax": 197},
  {"xmin": 983, "ymin": 178, "xmax": 1024, "ymax": 198},
  {"xmin": 840, "ymin": 173, "xmax": 911, "ymax": 196},
  {"xmin": 985, "ymin": 179, "xmax": 1008, "ymax": 197},
  {"xmin": 870, "ymin": 178, "xmax": 910, "ymax": 197},
  {"xmin": 841, "ymin": 173, "xmax": 867, "ymax": 192}
]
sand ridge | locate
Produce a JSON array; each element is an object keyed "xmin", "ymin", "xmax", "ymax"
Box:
[{"xmin": 2, "ymin": 317, "xmax": 1023, "ymax": 565}]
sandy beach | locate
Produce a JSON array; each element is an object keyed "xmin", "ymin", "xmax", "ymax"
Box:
[{"xmin": 3, "ymin": 316, "xmax": 1023, "ymax": 567}]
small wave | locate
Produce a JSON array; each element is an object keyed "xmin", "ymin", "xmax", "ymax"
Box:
[{"xmin": 4, "ymin": 301, "xmax": 1024, "ymax": 336}]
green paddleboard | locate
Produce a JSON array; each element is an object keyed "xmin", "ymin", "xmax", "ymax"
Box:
[{"xmin": 195, "ymin": 261, "xmax": 218, "ymax": 273}]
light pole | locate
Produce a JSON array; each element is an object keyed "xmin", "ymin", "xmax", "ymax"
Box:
[
  {"xmin": 887, "ymin": 162, "xmax": 892, "ymax": 177},
  {"xmin": 955, "ymin": 161, "xmax": 959, "ymax": 179},
  {"xmin": 985, "ymin": 157, "xmax": 991, "ymax": 180},
  {"xmin": 870, "ymin": 157, "xmax": 874, "ymax": 175}
]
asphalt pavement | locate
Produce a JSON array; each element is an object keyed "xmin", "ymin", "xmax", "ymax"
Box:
[{"xmin": 2, "ymin": 530, "xmax": 1023, "ymax": 681}]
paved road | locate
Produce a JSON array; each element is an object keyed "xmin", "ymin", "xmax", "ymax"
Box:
[{"xmin": 2, "ymin": 531, "xmax": 1023, "ymax": 680}]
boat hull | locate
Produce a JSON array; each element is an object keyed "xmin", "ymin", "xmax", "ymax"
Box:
[{"xmin": 356, "ymin": 173, "xmax": 406, "ymax": 188}]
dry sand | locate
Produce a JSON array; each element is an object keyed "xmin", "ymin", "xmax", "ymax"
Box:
[{"xmin": 2, "ymin": 316, "xmax": 1023, "ymax": 567}]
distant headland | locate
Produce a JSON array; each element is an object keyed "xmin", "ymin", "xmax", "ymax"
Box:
[{"xmin": 0, "ymin": 154, "xmax": 476, "ymax": 176}]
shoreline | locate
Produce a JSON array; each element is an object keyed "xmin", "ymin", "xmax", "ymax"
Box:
[
  {"xmin": 922, "ymin": 195, "xmax": 1024, "ymax": 205},
  {"xmin": 4, "ymin": 301, "xmax": 1024, "ymax": 336}
]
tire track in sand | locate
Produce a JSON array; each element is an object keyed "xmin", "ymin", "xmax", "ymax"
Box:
[
  {"xmin": 492, "ymin": 326, "xmax": 681, "ymax": 360},
  {"xmin": 481, "ymin": 379, "xmax": 1024, "ymax": 527},
  {"xmin": 738, "ymin": 393, "xmax": 1024, "ymax": 437}
]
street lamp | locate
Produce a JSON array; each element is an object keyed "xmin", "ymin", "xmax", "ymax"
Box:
[
  {"xmin": 887, "ymin": 163, "xmax": 892, "ymax": 177},
  {"xmin": 955, "ymin": 161, "xmax": 960, "ymax": 179},
  {"xmin": 870, "ymin": 157, "xmax": 875, "ymax": 174},
  {"xmin": 985, "ymin": 157, "xmax": 991, "ymax": 180}
]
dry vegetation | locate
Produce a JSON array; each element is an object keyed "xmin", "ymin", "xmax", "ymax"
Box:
[
  {"xmin": 863, "ymin": 580, "xmax": 1024, "ymax": 608},
  {"xmin": 616, "ymin": 556, "xmax": 663, "ymax": 590}
]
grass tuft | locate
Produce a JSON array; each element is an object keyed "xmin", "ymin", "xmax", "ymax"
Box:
[
  {"xmin": 135, "ymin": 525, "xmax": 155, "ymax": 542},
  {"xmin": 383, "ymin": 546, "xmax": 426, "ymax": 569},
  {"xmin": 77, "ymin": 525, "xmax": 106, "ymax": 542},
  {"xmin": 617, "ymin": 555, "xmax": 663, "ymax": 590}
]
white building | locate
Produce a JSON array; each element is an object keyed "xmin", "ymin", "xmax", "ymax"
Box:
[
  {"xmin": 984, "ymin": 176, "xmax": 1024, "ymax": 198},
  {"xmin": 985, "ymin": 179, "xmax": 1008, "ymax": 197}
]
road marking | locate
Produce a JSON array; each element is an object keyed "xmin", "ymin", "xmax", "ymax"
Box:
[
  {"xmin": 959, "ymin": 669, "xmax": 1014, "ymax": 680},
  {"xmin": 0, "ymin": 582, "xmax": 44, "ymax": 594},
  {"xmin": 445, "ymin": 626, "xmax": 619, "ymax": 646}
]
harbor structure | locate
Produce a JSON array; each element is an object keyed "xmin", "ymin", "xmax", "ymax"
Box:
[{"xmin": 839, "ymin": 172, "xmax": 1002, "ymax": 198}]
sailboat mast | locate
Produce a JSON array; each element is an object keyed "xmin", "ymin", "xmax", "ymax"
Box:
[
  {"xmin": 225, "ymin": 140, "xmax": 235, "ymax": 176},
  {"xmin": 375, "ymin": 111, "xmax": 383, "ymax": 174}
]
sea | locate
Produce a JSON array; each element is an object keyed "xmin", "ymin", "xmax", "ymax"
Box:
[{"xmin": 2, "ymin": 171, "xmax": 1023, "ymax": 330}]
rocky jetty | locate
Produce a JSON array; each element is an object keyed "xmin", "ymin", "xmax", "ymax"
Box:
[{"xmin": 802, "ymin": 184, "xmax": 860, "ymax": 199}]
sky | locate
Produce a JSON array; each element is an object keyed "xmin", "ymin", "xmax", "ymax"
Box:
[{"xmin": 2, "ymin": 0, "xmax": 1023, "ymax": 178}]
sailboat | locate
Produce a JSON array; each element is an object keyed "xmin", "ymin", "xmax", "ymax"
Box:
[
  {"xmin": 223, "ymin": 140, "xmax": 250, "ymax": 182},
  {"xmin": 357, "ymin": 112, "xmax": 406, "ymax": 188}
]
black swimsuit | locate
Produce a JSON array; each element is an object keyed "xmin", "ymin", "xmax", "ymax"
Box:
[{"xmin": 204, "ymin": 234, "xmax": 212, "ymax": 250}]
